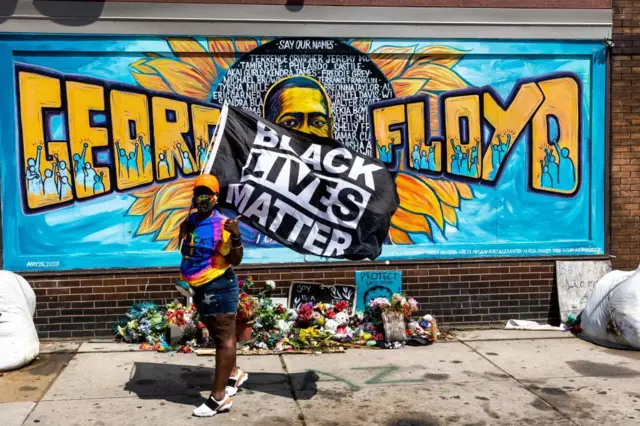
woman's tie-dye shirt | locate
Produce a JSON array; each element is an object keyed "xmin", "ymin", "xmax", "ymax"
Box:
[{"xmin": 179, "ymin": 211, "xmax": 232, "ymax": 287}]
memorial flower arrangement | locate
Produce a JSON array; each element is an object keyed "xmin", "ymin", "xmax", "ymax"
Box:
[
  {"xmin": 114, "ymin": 281, "xmax": 438, "ymax": 352},
  {"xmin": 113, "ymin": 302, "xmax": 167, "ymax": 343},
  {"xmin": 113, "ymin": 300, "xmax": 203, "ymax": 351}
]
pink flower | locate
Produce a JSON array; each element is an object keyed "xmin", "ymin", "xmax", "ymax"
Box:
[{"xmin": 325, "ymin": 309, "xmax": 336, "ymax": 319}]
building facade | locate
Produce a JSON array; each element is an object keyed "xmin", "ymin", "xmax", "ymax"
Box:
[{"xmin": 0, "ymin": 0, "xmax": 622, "ymax": 338}]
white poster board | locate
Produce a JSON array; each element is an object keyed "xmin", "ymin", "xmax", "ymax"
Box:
[
  {"xmin": 556, "ymin": 260, "xmax": 612, "ymax": 322},
  {"xmin": 271, "ymin": 297, "xmax": 288, "ymax": 307}
]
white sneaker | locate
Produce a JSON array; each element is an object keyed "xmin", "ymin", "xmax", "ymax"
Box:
[
  {"xmin": 192, "ymin": 394, "xmax": 232, "ymax": 417},
  {"xmin": 226, "ymin": 369, "xmax": 249, "ymax": 396}
]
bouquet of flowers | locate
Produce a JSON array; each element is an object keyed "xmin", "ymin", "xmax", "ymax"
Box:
[
  {"xmin": 368, "ymin": 294, "xmax": 419, "ymax": 319},
  {"xmin": 165, "ymin": 301, "xmax": 201, "ymax": 342},
  {"xmin": 113, "ymin": 302, "xmax": 167, "ymax": 343},
  {"xmin": 296, "ymin": 302, "xmax": 315, "ymax": 327},
  {"xmin": 238, "ymin": 292, "xmax": 259, "ymax": 321},
  {"xmin": 254, "ymin": 299, "xmax": 288, "ymax": 331},
  {"xmin": 391, "ymin": 294, "xmax": 419, "ymax": 318},
  {"xmin": 361, "ymin": 294, "xmax": 419, "ymax": 342},
  {"xmin": 237, "ymin": 276, "xmax": 277, "ymax": 323},
  {"xmin": 113, "ymin": 300, "xmax": 203, "ymax": 348},
  {"xmin": 285, "ymin": 326, "xmax": 334, "ymax": 349},
  {"xmin": 165, "ymin": 301, "xmax": 199, "ymax": 327}
]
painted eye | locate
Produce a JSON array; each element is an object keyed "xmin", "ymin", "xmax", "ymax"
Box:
[{"xmin": 280, "ymin": 117, "xmax": 298, "ymax": 128}]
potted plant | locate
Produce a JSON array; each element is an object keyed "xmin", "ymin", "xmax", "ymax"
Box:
[
  {"xmin": 237, "ymin": 277, "xmax": 259, "ymax": 342},
  {"xmin": 236, "ymin": 277, "xmax": 277, "ymax": 343}
]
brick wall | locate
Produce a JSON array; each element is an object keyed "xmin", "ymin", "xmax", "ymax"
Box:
[
  {"xmin": 611, "ymin": 0, "xmax": 640, "ymax": 270},
  {"xmin": 26, "ymin": 260, "xmax": 560, "ymax": 339}
]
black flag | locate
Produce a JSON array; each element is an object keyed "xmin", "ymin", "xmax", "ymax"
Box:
[{"xmin": 202, "ymin": 105, "xmax": 399, "ymax": 261}]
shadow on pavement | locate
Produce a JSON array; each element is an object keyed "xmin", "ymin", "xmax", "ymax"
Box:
[{"xmin": 124, "ymin": 362, "xmax": 318, "ymax": 407}]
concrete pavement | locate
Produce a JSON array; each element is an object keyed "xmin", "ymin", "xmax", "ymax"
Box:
[{"xmin": 2, "ymin": 330, "xmax": 640, "ymax": 425}]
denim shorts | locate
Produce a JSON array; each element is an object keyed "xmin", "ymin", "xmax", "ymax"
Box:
[{"xmin": 193, "ymin": 269, "xmax": 239, "ymax": 317}]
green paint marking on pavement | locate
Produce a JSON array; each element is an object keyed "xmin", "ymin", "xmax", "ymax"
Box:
[
  {"xmin": 305, "ymin": 369, "xmax": 361, "ymax": 391},
  {"xmin": 352, "ymin": 365, "xmax": 426, "ymax": 385}
]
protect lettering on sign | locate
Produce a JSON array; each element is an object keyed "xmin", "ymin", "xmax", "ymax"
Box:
[{"xmin": 203, "ymin": 105, "xmax": 399, "ymax": 260}]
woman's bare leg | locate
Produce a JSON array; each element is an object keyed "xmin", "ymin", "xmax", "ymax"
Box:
[{"xmin": 204, "ymin": 314, "xmax": 237, "ymax": 401}]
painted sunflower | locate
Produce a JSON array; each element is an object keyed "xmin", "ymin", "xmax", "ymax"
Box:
[{"xmin": 127, "ymin": 37, "xmax": 474, "ymax": 250}]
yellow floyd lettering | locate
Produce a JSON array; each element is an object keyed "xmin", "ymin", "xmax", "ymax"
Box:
[{"xmin": 370, "ymin": 74, "xmax": 581, "ymax": 195}]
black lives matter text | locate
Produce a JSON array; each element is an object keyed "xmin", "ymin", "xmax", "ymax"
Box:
[{"xmin": 225, "ymin": 121, "xmax": 385, "ymax": 258}]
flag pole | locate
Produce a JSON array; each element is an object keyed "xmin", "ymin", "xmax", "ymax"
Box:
[
  {"xmin": 178, "ymin": 103, "xmax": 230, "ymax": 253},
  {"xmin": 201, "ymin": 103, "xmax": 230, "ymax": 176}
]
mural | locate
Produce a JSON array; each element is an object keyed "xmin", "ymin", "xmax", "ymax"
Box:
[{"xmin": 0, "ymin": 36, "xmax": 606, "ymax": 271}]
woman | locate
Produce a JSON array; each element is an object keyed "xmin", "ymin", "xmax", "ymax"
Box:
[{"xmin": 179, "ymin": 174, "xmax": 249, "ymax": 417}]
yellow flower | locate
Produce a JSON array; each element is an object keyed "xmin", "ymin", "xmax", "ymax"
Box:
[
  {"xmin": 299, "ymin": 327, "xmax": 321, "ymax": 344},
  {"xmin": 360, "ymin": 332, "xmax": 372, "ymax": 341}
]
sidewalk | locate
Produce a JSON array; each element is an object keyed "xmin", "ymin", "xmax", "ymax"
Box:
[{"xmin": 3, "ymin": 330, "xmax": 640, "ymax": 426}]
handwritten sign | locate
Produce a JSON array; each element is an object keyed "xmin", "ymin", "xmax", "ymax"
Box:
[
  {"xmin": 355, "ymin": 270, "xmax": 402, "ymax": 312},
  {"xmin": 556, "ymin": 260, "xmax": 611, "ymax": 321},
  {"xmin": 288, "ymin": 282, "xmax": 356, "ymax": 312}
]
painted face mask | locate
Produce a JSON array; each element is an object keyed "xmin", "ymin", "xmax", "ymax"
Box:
[{"xmin": 193, "ymin": 194, "xmax": 216, "ymax": 212}]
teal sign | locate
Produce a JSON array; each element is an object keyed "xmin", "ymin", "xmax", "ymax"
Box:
[{"xmin": 355, "ymin": 270, "xmax": 402, "ymax": 312}]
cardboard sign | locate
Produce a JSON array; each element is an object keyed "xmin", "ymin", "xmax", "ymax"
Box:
[
  {"xmin": 355, "ymin": 270, "xmax": 402, "ymax": 312},
  {"xmin": 556, "ymin": 260, "xmax": 611, "ymax": 322}
]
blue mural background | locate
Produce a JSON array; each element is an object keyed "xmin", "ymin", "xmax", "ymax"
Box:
[{"xmin": 0, "ymin": 36, "xmax": 606, "ymax": 271}]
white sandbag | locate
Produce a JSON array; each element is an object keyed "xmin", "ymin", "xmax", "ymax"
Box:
[
  {"xmin": 579, "ymin": 266, "xmax": 640, "ymax": 350},
  {"xmin": 0, "ymin": 270, "xmax": 40, "ymax": 371}
]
